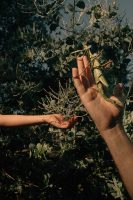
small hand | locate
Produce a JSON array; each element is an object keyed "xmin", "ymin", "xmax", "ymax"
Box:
[
  {"xmin": 72, "ymin": 56, "xmax": 124, "ymax": 133},
  {"xmin": 46, "ymin": 114, "xmax": 78, "ymax": 129}
]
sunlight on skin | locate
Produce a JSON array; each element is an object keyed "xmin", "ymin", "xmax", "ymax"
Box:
[
  {"xmin": 72, "ymin": 56, "xmax": 133, "ymax": 198},
  {"xmin": 0, "ymin": 114, "xmax": 78, "ymax": 129},
  {"xmin": 72, "ymin": 56, "xmax": 123, "ymax": 133}
]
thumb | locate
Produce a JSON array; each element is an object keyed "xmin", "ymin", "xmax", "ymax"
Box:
[
  {"xmin": 111, "ymin": 83, "xmax": 125, "ymax": 108},
  {"xmin": 113, "ymin": 83, "xmax": 124, "ymax": 97}
]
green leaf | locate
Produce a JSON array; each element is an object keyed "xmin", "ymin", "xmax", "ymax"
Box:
[
  {"xmin": 76, "ymin": 131, "xmax": 85, "ymax": 137},
  {"xmin": 29, "ymin": 143, "xmax": 35, "ymax": 149},
  {"xmin": 76, "ymin": 1, "xmax": 85, "ymax": 9},
  {"xmin": 124, "ymin": 38, "xmax": 131, "ymax": 43},
  {"xmin": 36, "ymin": 143, "xmax": 42, "ymax": 152}
]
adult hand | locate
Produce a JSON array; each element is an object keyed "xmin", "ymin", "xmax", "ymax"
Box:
[
  {"xmin": 72, "ymin": 56, "xmax": 133, "ymax": 199},
  {"xmin": 72, "ymin": 56, "xmax": 124, "ymax": 134}
]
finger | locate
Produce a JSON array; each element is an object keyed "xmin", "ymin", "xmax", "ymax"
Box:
[
  {"xmin": 72, "ymin": 68, "xmax": 86, "ymax": 95},
  {"xmin": 110, "ymin": 96, "xmax": 124, "ymax": 109},
  {"xmin": 65, "ymin": 116, "xmax": 78, "ymax": 128},
  {"xmin": 77, "ymin": 56, "xmax": 90, "ymax": 88},
  {"xmin": 54, "ymin": 121, "xmax": 69, "ymax": 129},
  {"xmin": 80, "ymin": 75, "xmax": 91, "ymax": 89},
  {"xmin": 50, "ymin": 117, "xmax": 69, "ymax": 129},
  {"xmin": 113, "ymin": 83, "xmax": 125, "ymax": 104},
  {"xmin": 83, "ymin": 56, "xmax": 95, "ymax": 85},
  {"xmin": 68, "ymin": 116, "xmax": 78, "ymax": 124},
  {"xmin": 77, "ymin": 56, "xmax": 86, "ymax": 79},
  {"xmin": 113, "ymin": 83, "xmax": 123, "ymax": 97}
]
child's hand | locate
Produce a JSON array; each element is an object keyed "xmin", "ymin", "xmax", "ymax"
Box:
[{"xmin": 45, "ymin": 114, "xmax": 78, "ymax": 128}]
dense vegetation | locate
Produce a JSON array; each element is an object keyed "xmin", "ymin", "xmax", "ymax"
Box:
[{"xmin": 0, "ymin": 0, "xmax": 133, "ymax": 199}]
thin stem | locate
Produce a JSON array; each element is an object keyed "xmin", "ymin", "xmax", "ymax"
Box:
[{"xmin": 72, "ymin": 0, "xmax": 76, "ymax": 34}]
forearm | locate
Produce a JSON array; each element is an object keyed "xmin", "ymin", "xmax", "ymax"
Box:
[
  {"xmin": 0, "ymin": 115, "xmax": 50, "ymax": 127},
  {"xmin": 101, "ymin": 124, "xmax": 133, "ymax": 198}
]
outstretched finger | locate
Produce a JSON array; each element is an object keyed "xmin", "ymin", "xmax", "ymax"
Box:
[
  {"xmin": 72, "ymin": 68, "xmax": 86, "ymax": 95},
  {"xmin": 83, "ymin": 56, "xmax": 95, "ymax": 86},
  {"xmin": 77, "ymin": 56, "xmax": 90, "ymax": 88},
  {"xmin": 77, "ymin": 56, "xmax": 86, "ymax": 79}
]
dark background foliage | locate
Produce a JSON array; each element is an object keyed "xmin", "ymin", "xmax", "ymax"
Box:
[{"xmin": 0, "ymin": 0, "xmax": 133, "ymax": 199}]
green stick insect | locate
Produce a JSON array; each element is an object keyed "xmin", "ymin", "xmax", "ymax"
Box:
[
  {"xmin": 85, "ymin": 46, "xmax": 125, "ymax": 108},
  {"xmin": 86, "ymin": 47, "xmax": 109, "ymax": 95},
  {"xmin": 71, "ymin": 45, "xmax": 125, "ymax": 108}
]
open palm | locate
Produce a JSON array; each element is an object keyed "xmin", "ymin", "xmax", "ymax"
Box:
[
  {"xmin": 46, "ymin": 114, "xmax": 78, "ymax": 129},
  {"xmin": 72, "ymin": 56, "xmax": 124, "ymax": 133}
]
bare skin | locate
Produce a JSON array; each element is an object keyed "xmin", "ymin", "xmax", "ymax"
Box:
[
  {"xmin": 0, "ymin": 114, "xmax": 77, "ymax": 129},
  {"xmin": 72, "ymin": 56, "xmax": 133, "ymax": 198}
]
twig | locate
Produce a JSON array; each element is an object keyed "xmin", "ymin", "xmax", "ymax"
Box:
[
  {"xmin": 33, "ymin": 0, "xmax": 41, "ymax": 14},
  {"xmin": 3, "ymin": 170, "xmax": 15, "ymax": 181},
  {"xmin": 71, "ymin": 46, "xmax": 90, "ymax": 55}
]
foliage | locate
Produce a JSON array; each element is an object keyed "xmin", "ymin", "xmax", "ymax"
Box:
[{"xmin": 0, "ymin": 0, "xmax": 133, "ymax": 199}]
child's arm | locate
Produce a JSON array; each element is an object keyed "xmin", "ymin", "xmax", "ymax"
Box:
[{"xmin": 0, "ymin": 114, "xmax": 77, "ymax": 128}]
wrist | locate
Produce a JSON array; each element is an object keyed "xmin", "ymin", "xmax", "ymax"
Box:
[
  {"xmin": 42, "ymin": 115, "xmax": 51, "ymax": 124},
  {"xmin": 100, "ymin": 122, "xmax": 124, "ymax": 140},
  {"xmin": 99, "ymin": 122, "xmax": 133, "ymax": 165}
]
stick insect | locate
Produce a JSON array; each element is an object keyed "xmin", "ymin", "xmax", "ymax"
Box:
[
  {"xmin": 85, "ymin": 46, "xmax": 125, "ymax": 108},
  {"xmin": 86, "ymin": 47, "xmax": 109, "ymax": 95},
  {"xmin": 71, "ymin": 45, "xmax": 124, "ymax": 108},
  {"xmin": 71, "ymin": 45, "xmax": 111, "ymax": 95}
]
